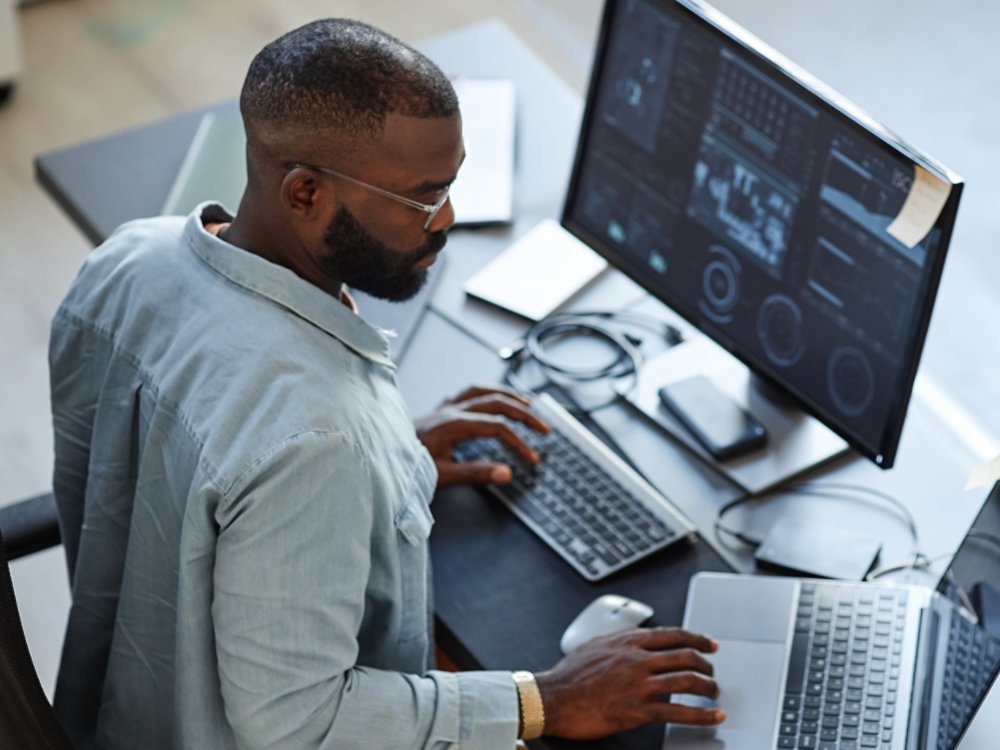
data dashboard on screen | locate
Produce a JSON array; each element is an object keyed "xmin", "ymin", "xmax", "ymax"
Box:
[{"xmin": 562, "ymin": 0, "xmax": 963, "ymax": 468}]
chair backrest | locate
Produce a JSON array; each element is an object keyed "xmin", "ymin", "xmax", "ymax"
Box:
[{"xmin": 0, "ymin": 528, "xmax": 72, "ymax": 749}]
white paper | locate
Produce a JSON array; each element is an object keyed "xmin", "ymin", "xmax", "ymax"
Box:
[
  {"xmin": 464, "ymin": 219, "xmax": 607, "ymax": 321},
  {"xmin": 449, "ymin": 78, "xmax": 516, "ymax": 226}
]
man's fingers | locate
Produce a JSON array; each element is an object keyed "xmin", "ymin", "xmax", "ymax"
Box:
[
  {"xmin": 651, "ymin": 703, "xmax": 726, "ymax": 727},
  {"xmin": 445, "ymin": 384, "xmax": 531, "ymax": 407},
  {"xmin": 649, "ymin": 670, "xmax": 721, "ymax": 700},
  {"xmin": 437, "ymin": 460, "xmax": 511, "ymax": 488},
  {"xmin": 441, "ymin": 416, "xmax": 539, "ymax": 465},
  {"xmin": 461, "ymin": 394, "xmax": 550, "ymax": 434},
  {"xmin": 488, "ymin": 421, "xmax": 541, "ymax": 464},
  {"xmin": 630, "ymin": 627, "xmax": 719, "ymax": 654},
  {"xmin": 644, "ymin": 647, "xmax": 715, "ymax": 677},
  {"xmin": 535, "ymin": 628, "xmax": 726, "ymax": 740}
]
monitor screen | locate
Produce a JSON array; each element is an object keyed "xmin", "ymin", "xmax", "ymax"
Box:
[{"xmin": 561, "ymin": 0, "xmax": 963, "ymax": 468}]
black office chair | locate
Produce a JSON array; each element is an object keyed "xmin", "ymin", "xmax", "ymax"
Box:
[{"xmin": 0, "ymin": 492, "xmax": 73, "ymax": 749}]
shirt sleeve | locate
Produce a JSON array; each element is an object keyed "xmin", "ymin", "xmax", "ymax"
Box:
[{"xmin": 212, "ymin": 429, "xmax": 519, "ymax": 750}]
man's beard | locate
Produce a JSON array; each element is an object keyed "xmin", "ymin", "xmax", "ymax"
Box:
[{"xmin": 318, "ymin": 206, "xmax": 447, "ymax": 302}]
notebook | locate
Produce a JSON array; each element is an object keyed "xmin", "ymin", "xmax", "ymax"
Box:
[
  {"xmin": 448, "ymin": 77, "xmax": 516, "ymax": 226},
  {"xmin": 665, "ymin": 482, "xmax": 1000, "ymax": 750},
  {"xmin": 463, "ymin": 218, "xmax": 607, "ymax": 321},
  {"xmin": 161, "ymin": 107, "xmax": 245, "ymax": 216}
]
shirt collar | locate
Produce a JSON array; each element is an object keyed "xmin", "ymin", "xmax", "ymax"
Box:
[{"xmin": 184, "ymin": 203, "xmax": 396, "ymax": 368}]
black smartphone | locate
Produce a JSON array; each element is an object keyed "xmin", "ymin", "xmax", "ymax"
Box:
[{"xmin": 657, "ymin": 375, "xmax": 767, "ymax": 461}]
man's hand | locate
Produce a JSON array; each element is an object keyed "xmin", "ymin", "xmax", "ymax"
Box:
[
  {"xmin": 415, "ymin": 385, "xmax": 549, "ymax": 487},
  {"xmin": 535, "ymin": 628, "xmax": 725, "ymax": 739}
]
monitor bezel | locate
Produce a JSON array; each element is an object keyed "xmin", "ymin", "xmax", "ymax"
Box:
[{"xmin": 560, "ymin": 0, "xmax": 964, "ymax": 468}]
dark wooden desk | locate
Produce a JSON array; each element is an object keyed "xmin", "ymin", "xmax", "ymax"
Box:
[{"xmin": 34, "ymin": 19, "xmax": 985, "ymax": 750}]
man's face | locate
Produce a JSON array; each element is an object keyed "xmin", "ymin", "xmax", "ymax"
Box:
[
  {"xmin": 318, "ymin": 205, "xmax": 447, "ymax": 301},
  {"xmin": 313, "ymin": 112, "xmax": 464, "ymax": 301}
]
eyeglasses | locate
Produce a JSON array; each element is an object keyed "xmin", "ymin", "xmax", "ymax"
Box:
[{"xmin": 285, "ymin": 161, "xmax": 451, "ymax": 230}]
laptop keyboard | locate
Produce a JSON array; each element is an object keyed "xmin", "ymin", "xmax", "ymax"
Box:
[
  {"xmin": 779, "ymin": 582, "xmax": 908, "ymax": 750},
  {"xmin": 937, "ymin": 608, "xmax": 1000, "ymax": 750},
  {"xmin": 451, "ymin": 393, "xmax": 694, "ymax": 580}
]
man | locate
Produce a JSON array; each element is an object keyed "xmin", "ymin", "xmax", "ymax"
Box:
[{"xmin": 49, "ymin": 18, "xmax": 725, "ymax": 749}]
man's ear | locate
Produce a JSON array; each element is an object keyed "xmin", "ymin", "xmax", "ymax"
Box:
[{"xmin": 281, "ymin": 166, "xmax": 335, "ymax": 220}]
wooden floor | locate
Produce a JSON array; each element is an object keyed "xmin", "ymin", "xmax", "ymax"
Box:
[{"xmin": 4, "ymin": 0, "xmax": 1000, "ymax": 701}]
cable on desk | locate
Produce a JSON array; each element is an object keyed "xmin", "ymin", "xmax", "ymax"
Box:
[
  {"xmin": 499, "ymin": 310, "xmax": 683, "ymax": 413},
  {"xmin": 866, "ymin": 529, "xmax": 1000, "ymax": 583},
  {"xmin": 866, "ymin": 532, "xmax": 1000, "ymax": 622},
  {"xmin": 864, "ymin": 551, "xmax": 943, "ymax": 582},
  {"xmin": 714, "ymin": 480, "xmax": 921, "ymax": 564}
]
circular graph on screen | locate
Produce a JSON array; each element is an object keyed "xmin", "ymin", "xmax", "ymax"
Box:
[
  {"xmin": 757, "ymin": 294, "xmax": 804, "ymax": 367},
  {"xmin": 699, "ymin": 245, "xmax": 741, "ymax": 324},
  {"xmin": 827, "ymin": 346, "xmax": 875, "ymax": 417}
]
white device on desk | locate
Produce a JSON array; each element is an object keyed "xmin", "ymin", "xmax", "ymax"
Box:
[
  {"xmin": 560, "ymin": 594, "xmax": 654, "ymax": 654},
  {"xmin": 447, "ymin": 77, "xmax": 516, "ymax": 226},
  {"xmin": 463, "ymin": 219, "xmax": 607, "ymax": 321},
  {"xmin": 664, "ymin": 481, "xmax": 1000, "ymax": 750}
]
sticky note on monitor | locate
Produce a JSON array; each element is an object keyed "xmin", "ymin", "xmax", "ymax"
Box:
[
  {"xmin": 464, "ymin": 219, "xmax": 607, "ymax": 321},
  {"xmin": 886, "ymin": 164, "xmax": 951, "ymax": 249}
]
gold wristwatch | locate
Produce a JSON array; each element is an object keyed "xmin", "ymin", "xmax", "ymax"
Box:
[{"xmin": 512, "ymin": 670, "xmax": 545, "ymax": 740}]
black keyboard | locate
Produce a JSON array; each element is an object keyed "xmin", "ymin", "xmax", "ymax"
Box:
[
  {"xmin": 937, "ymin": 608, "xmax": 1000, "ymax": 750},
  {"xmin": 451, "ymin": 393, "xmax": 695, "ymax": 580},
  {"xmin": 779, "ymin": 582, "xmax": 908, "ymax": 750}
]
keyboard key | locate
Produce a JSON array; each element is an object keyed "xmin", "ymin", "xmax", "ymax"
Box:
[
  {"xmin": 774, "ymin": 583, "xmax": 940, "ymax": 750},
  {"xmin": 457, "ymin": 398, "xmax": 692, "ymax": 581}
]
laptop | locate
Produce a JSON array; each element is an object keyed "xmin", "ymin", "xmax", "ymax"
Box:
[
  {"xmin": 954, "ymin": 670, "xmax": 1000, "ymax": 749},
  {"xmin": 665, "ymin": 482, "xmax": 1000, "ymax": 750}
]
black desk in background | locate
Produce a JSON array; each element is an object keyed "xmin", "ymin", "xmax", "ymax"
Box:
[{"xmin": 34, "ymin": 18, "xmax": 985, "ymax": 750}]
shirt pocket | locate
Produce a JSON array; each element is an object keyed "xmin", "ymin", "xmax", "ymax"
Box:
[
  {"xmin": 394, "ymin": 490, "xmax": 433, "ymax": 545},
  {"xmin": 393, "ymin": 459, "xmax": 436, "ymax": 650}
]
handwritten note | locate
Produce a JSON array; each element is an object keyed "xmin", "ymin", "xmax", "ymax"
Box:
[{"xmin": 887, "ymin": 164, "xmax": 951, "ymax": 249}]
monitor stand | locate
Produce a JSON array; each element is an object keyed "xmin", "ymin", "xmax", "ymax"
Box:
[{"xmin": 619, "ymin": 334, "xmax": 849, "ymax": 494}]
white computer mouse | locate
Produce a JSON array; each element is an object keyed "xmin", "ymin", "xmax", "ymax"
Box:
[{"xmin": 559, "ymin": 594, "xmax": 654, "ymax": 654}]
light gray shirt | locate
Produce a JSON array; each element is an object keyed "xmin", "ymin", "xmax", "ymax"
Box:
[{"xmin": 49, "ymin": 204, "xmax": 518, "ymax": 749}]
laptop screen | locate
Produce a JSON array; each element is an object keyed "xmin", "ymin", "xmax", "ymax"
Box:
[
  {"xmin": 936, "ymin": 482, "xmax": 1000, "ymax": 637},
  {"xmin": 934, "ymin": 481, "xmax": 1000, "ymax": 748}
]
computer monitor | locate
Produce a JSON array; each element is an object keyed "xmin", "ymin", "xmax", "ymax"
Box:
[{"xmin": 561, "ymin": 0, "xmax": 963, "ymax": 469}]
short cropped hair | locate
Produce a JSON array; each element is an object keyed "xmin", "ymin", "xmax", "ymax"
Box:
[{"xmin": 240, "ymin": 19, "xmax": 458, "ymax": 140}]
